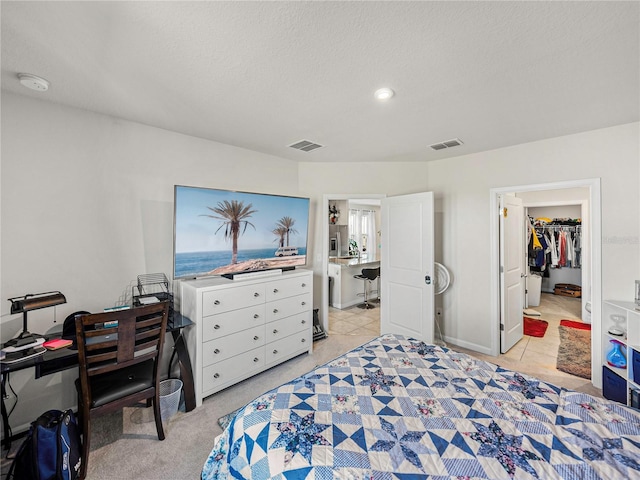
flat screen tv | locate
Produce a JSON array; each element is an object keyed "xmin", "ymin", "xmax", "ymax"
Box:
[{"xmin": 173, "ymin": 185, "xmax": 310, "ymax": 279}]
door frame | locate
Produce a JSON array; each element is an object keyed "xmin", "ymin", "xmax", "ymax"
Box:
[
  {"xmin": 321, "ymin": 193, "xmax": 386, "ymax": 333},
  {"xmin": 489, "ymin": 178, "xmax": 602, "ymax": 387}
]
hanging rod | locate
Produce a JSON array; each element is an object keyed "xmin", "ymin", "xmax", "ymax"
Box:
[{"xmin": 534, "ymin": 225, "xmax": 581, "ymax": 230}]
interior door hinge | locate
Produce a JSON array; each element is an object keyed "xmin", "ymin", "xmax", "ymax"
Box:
[
  {"xmin": 500, "ymin": 324, "xmax": 504, "ymax": 331},
  {"xmin": 500, "ymin": 207, "xmax": 507, "ymax": 217}
]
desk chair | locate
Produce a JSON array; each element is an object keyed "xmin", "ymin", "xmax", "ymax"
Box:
[
  {"xmin": 353, "ymin": 267, "xmax": 380, "ymax": 309},
  {"xmin": 74, "ymin": 302, "xmax": 169, "ymax": 479}
]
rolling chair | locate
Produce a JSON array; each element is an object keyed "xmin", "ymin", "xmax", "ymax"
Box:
[
  {"xmin": 74, "ymin": 302, "xmax": 169, "ymax": 479},
  {"xmin": 354, "ymin": 267, "xmax": 380, "ymax": 309}
]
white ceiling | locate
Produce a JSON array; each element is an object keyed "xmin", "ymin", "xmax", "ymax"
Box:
[{"xmin": 2, "ymin": 1, "xmax": 638, "ymax": 163}]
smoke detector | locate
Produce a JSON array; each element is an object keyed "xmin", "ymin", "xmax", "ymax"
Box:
[{"xmin": 18, "ymin": 73, "xmax": 50, "ymax": 92}]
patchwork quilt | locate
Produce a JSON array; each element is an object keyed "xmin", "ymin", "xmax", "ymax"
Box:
[{"xmin": 202, "ymin": 334, "xmax": 640, "ymax": 479}]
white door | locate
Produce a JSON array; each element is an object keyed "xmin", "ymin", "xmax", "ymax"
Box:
[
  {"xmin": 500, "ymin": 195, "xmax": 525, "ymax": 353},
  {"xmin": 381, "ymin": 192, "xmax": 434, "ymax": 343}
]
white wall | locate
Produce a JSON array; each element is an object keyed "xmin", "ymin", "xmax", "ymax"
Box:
[
  {"xmin": 0, "ymin": 92, "xmax": 302, "ymax": 432},
  {"xmin": 425, "ymin": 123, "xmax": 640, "ymax": 353}
]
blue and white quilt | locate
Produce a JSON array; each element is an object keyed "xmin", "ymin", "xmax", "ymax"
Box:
[{"xmin": 202, "ymin": 334, "xmax": 640, "ymax": 479}]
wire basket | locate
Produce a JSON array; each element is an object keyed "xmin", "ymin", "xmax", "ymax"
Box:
[{"xmin": 159, "ymin": 378, "xmax": 183, "ymax": 423}]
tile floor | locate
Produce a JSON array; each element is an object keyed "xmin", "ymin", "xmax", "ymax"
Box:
[
  {"xmin": 328, "ymin": 302, "xmax": 381, "ymax": 336},
  {"xmin": 328, "ymin": 292, "xmax": 600, "ymax": 396}
]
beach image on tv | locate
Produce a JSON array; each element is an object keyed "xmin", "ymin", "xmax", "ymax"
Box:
[{"xmin": 174, "ymin": 186, "xmax": 310, "ymax": 278}]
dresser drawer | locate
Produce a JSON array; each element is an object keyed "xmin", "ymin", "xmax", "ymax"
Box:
[
  {"xmin": 266, "ymin": 293, "xmax": 312, "ymax": 322},
  {"xmin": 202, "ymin": 347, "xmax": 265, "ymax": 392},
  {"xmin": 266, "ymin": 275, "xmax": 312, "ymax": 301},
  {"xmin": 203, "ymin": 324, "xmax": 265, "ymax": 366},
  {"xmin": 266, "ymin": 312, "xmax": 310, "ymax": 342},
  {"xmin": 203, "ymin": 304, "xmax": 265, "ymax": 342},
  {"xmin": 202, "ymin": 283, "xmax": 265, "ymax": 316},
  {"xmin": 266, "ymin": 330, "xmax": 311, "ymax": 365}
]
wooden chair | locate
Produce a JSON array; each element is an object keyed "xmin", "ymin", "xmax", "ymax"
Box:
[{"xmin": 74, "ymin": 302, "xmax": 169, "ymax": 479}]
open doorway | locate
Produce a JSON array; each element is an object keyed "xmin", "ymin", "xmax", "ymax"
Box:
[
  {"xmin": 321, "ymin": 194, "xmax": 385, "ymax": 337},
  {"xmin": 490, "ymin": 179, "xmax": 603, "ymax": 388}
]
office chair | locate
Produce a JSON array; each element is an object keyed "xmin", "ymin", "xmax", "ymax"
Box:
[
  {"xmin": 74, "ymin": 302, "xmax": 169, "ymax": 479},
  {"xmin": 353, "ymin": 267, "xmax": 380, "ymax": 309}
]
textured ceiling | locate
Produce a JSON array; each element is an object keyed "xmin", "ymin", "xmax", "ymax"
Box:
[{"xmin": 2, "ymin": 1, "xmax": 638, "ymax": 163}]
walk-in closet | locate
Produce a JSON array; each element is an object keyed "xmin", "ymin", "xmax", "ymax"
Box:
[{"xmin": 527, "ymin": 205, "xmax": 583, "ymax": 308}]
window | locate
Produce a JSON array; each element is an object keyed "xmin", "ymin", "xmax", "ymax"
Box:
[{"xmin": 348, "ymin": 208, "xmax": 377, "ymax": 258}]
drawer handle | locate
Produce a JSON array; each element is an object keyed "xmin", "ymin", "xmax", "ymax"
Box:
[
  {"xmin": 301, "ymin": 283, "xmax": 306, "ymax": 287},
  {"xmin": 301, "ymin": 301, "xmax": 306, "ymax": 306},
  {"xmin": 253, "ymin": 335, "xmax": 259, "ymax": 341},
  {"xmin": 214, "ymin": 349, "xmax": 220, "ymax": 354},
  {"xmin": 273, "ymin": 349, "xmax": 278, "ymax": 354},
  {"xmin": 254, "ymin": 292, "xmax": 260, "ymax": 297},
  {"xmin": 214, "ymin": 300, "xmax": 220, "ymax": 305},
  {"xmin": 273, "ymin": 329, "xmax": 278, "ymax": 334},
  {"xmin": 213, "ymin": 373, "xmax": 220, "ymax": 379},
  {"xmin": 253, "ymin": 357, "xmax": 259, "ymax": 363},
  {"xmin": 253, "ymin": 314, "xmax": 259, "ymax": 319},
  {"xmin": 214, "ymin": 324, "xmax": 220, "ymax": 329},
  {"xmin": 273, "ymin": 309, "xmax": 278, "ymax": 314},
  {"xmin": 273, "ymin": 288, "xmax": 279, "ymax": 293},
  {"xmin": 301, "ymin": 338, "xmax": 306, "ymax": 343}
]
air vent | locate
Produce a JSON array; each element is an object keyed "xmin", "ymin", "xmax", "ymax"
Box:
[
  {"xmin": 289, "ymin": 140, "xmax": 324, "ymax": 152},
  {"xmin": 429, "ymin": 138, "xmax": 463, "ymax": 151}
]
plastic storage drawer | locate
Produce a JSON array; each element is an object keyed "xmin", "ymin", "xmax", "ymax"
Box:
[
  {"xmin": 603, "ymin": 365, "xmax": 627, "ymax": 404},
  {"xmin": 633, "ymin": 349, "xmax": 640, "ymax": 385}
]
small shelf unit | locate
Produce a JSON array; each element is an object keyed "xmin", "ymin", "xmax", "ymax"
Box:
[{"xmin": 602, "ymin": 300, "xmax": 640, "ymax": 408}]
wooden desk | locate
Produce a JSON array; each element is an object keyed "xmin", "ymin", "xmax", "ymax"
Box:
[{"xmin": 1, "ymin": 313, "xmax": 196, "ymax": 449}]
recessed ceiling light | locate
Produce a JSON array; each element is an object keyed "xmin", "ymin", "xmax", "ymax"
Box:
[
  {"xmin": 374, "ymin": 87, "xmax": 394, "ymax": 101},
  {"xmin": 18, "ymin": 73, "xmax": 50, "ymax": 92}
]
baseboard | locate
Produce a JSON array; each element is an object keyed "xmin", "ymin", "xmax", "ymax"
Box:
[{"xmin": 442, "ymin": 336, "xmax": 494, "ymax": 356}]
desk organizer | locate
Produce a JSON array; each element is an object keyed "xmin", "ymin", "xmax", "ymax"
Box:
[{"xmin": 132, "ymin": 273, "xmax": 174, "ymax": 320}]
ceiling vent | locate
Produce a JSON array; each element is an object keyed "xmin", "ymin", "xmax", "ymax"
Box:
[
  {"xmin": 289, "ymin": 140, "xmax": 324, "ymax": 152},
  {"xmin": 429, "ymin": 138, "xmax": 463, "ymax": 151}
]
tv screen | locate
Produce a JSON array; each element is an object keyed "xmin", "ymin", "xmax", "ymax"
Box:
[{"xmin": 173, "ymin": 185, "xmax": 310, "ymax": 279}]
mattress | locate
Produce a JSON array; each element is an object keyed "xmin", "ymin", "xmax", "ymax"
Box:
[{"xmin": 202, "ymin": 333, "xmax": 640, "ymax": 479}]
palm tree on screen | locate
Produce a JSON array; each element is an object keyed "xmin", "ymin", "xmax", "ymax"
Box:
[
  {"xmin": 272, "ymin": 226, "xmax": 287, "ymax": 248},
  {"xmin": 276, "ymin": 216, "xmax": 298, "ymax": 246},
  {"xmin": 202, "ymin": 200, "xmax": 257, "ymax": 264}
]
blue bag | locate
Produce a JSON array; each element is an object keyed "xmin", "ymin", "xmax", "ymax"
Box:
[{"xmin": 8, "ymin": 409, "xmax": 82, "ymax": 480}]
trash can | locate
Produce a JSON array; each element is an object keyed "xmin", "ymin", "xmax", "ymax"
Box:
[
  {"xmin": 159, "ymin": 378, "xmax": 183, "ymax": 423},
  {"xmin": 528, "ymin": 274, "xmax": 542, "ymax": 307}
]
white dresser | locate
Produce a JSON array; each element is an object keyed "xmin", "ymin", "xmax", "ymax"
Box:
[{"xmin": 180, "ymin": 269, "xmax": 313, "ymax": 407}]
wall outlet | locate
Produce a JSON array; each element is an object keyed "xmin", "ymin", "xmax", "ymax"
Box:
[{"xmin": 435, "ymin": 307, "xmax": 443, "ymax": 318}]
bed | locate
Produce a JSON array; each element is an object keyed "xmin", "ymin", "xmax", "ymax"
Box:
[{"xmin": 202, "ymin": 334, "xmax": 640, "ymax": 479}]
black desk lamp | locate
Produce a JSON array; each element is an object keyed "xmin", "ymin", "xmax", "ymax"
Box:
[{"xmin": 6, "ymin": 291, "xmax": 67, "ymax": 349}]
